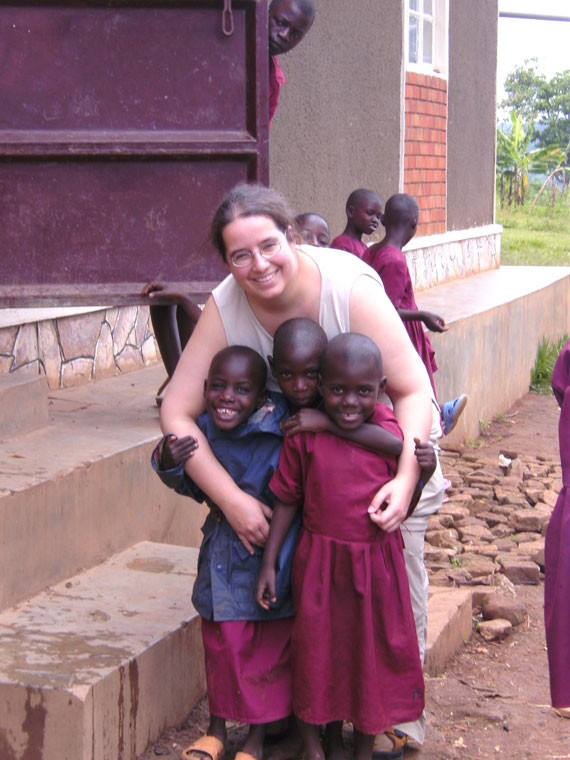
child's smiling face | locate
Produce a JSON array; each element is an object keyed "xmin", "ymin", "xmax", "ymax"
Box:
[
  {"xmin": 204, "ymin": 353, "xmax": 264, "ymax": 431},
  {"xmin": 320, "ymin": 356, "xmax": 382, "ymax": 430}
]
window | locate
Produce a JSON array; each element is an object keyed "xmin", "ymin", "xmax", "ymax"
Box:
[
  {"xmin": 406, "ymin": 0, "xmax": 448, "ymax": 76},
  {"xmin": 408, "ymin": 0, "xmax": 433, "ymax": 66}
]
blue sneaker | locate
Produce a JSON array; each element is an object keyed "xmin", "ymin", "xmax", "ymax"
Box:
[{"xmin": 442, "ymin": 394, "xmax": 468, "ymax": 435}]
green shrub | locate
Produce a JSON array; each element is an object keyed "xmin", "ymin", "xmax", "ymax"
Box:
[{"xmin": 530, "ymin": 335, "xmax": 569, "ymax": 392}]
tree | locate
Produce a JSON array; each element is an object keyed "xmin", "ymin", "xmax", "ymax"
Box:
[
  {"xmin": 501, "ymin": 60, "xmax": 570, "ymax": 162},
  {"xmin": 496, "ymin": 112, "xmax": 564, "ymax": 207}
]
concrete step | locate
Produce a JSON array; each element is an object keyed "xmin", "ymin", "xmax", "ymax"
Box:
[
  {"xmin": 0, "ymin": 365, "xmax": 208, "ymax": 612},
  {"xmin": 417, "ymin": 265, "xmax": 570, "ymax": 444},
  {"xmin": 0, "ymin": 373, "xmax": 49, "ymax": 438},
  {"xmin": 424, "ymin": 587, "xmax": 474, "ymax": 676},
  {"xmin": 0, "ymin": 541, "xmax": 205, "ymax": 760}
]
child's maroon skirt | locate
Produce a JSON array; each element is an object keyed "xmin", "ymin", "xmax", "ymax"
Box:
[{"xmin": 201, "ymin": 617, "xmax": 293, "ymax": 723}]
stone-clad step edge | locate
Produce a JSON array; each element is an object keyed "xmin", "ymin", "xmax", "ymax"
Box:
[
  {"xmin": 0, "ymin": 541, "xmax": 205, "ymax": 760},
  {"xmin": 0, "ymin": 374, "xmax": 49, "ymax": 439},
  {"xmin": 425, "ymin": 587, "xmax": 473, "ymax": 677}
]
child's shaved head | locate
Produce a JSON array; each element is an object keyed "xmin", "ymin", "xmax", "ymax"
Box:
[
  {"xmin": 346, "ymin": 188, "xmax": 383, "ymax": 214},
  {"xmin": 320, "ymin": 333, "xmax": 382, "ymax": 379},
  {"xmin": 383, "ymin": 194, "xmax": 419, "ymax": 227},
  {"xmin": 209, "ymin": 346, "xmax": 267, "ymax": 392},
  {"xmin": 273, "ymin": 318, "xmax": 327, "ymax": 363}
]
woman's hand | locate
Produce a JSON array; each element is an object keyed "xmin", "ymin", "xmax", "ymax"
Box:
[
  {"xmin": 367, "ymin": 474, "xmax": 415, "ymax": 533},
  {"xmin": 223, "ymin": 491, "xmax": 273, "ymax": 553},
  {"xmin": 281, "ymin": 408, "xmax": 330, "ymax": 435}
]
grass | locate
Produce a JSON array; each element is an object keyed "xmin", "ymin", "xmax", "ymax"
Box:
[
  {"xmin": 530, "ymin": 334, "xmax": 569, "ymax": 393},
  {"xmin": 496, "ymin": 185, "xmax": 570, "ymax": 266},
  {"xmin": 496, "ymin": 184, "xmax": 569, "ymax": 394}
]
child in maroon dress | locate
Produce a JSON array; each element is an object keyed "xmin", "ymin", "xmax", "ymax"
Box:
[
  {"xmin": 545, "ymin": 339, "xmax": 570, "ymax": 717},
  {"xmin": 269, "ymin": 0, "xmax": 315, "ymax": 125},
  {"xmin": 364, "ymin": 193, "xmax": 467, "ymax": 435},
  {"xmin": 330, "ymin": 189, "xmax": 383, "ymax": 260},
  {"xmin": 294, "ymin": 212, "xmax": 331, "ymax": 248},
  {"xmin": 257, "ymin": 333, "xmax": 431, "ymax": 760}
]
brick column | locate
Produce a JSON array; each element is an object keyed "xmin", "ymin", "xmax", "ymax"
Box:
[{"xmin": 404, "ymin": 71, "xmax": 447, "ymax": 236}]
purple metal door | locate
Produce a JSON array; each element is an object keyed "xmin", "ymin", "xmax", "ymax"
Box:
[{"xmin": 0, "ymin": 1, "xmax": 269, "ymax": 306}]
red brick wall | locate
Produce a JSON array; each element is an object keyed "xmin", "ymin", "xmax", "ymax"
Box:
[{"xmin": 404, "ymin": 71, "xmax": 447, "ymax": 236}]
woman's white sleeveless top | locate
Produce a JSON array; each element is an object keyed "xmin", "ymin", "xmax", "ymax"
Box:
[{"xmin": 212, "ymin": 245, "xmax": 382, "ymax": 391}]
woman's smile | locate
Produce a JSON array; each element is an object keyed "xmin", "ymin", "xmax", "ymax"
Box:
[{"xmin": 222, "ymin": 215, "xmax": 297, "ymax": 299}]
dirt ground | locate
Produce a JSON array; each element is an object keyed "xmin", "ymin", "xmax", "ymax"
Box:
[{"xmin": 139, "ymin": 391, "xmax": 570, "ymax": 760}]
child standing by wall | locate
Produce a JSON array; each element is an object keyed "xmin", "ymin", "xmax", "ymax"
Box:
[
  {"xmin": 269, "ymin": 0, "xmax": 315, "ymax": 124},
  {"xmin": 544, "ymin": 339, "xmax": 570, "ymax": 719},
  {"xmin": 365, "ymin": 193, "xmax": 467, "ymax": 435},
  {"xmin": 257, "ymin": 333, "xmax": 431, "ymax": 760},
  {"xmin": 330, "ymin": 188, "xmax": 383, "ymax": 260},
  {"xmin": 152, "ymin": 346, "xmax": 296, "ymax": 760}
]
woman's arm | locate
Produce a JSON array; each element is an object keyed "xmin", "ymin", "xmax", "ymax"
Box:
[
  {"xmin": 160, "ymin": 297, "xmax": 272, "ymax": 552},
  {"xmin": 349, "ymin": 275, "xmax": 433, "ymax": 532}
]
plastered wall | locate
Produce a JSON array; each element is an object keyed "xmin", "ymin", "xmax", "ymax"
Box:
[
  {"xmin": 269, "ymin": 0, "xmax": 404, "ymax": 238},
  {"xmin": 447, "ymin": 0, "xmax": 498, "ymax": 229}
]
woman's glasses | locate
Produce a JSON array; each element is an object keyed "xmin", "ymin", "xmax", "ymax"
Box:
[{"xmin": 229, "ymin": 239, "xmax": 282, "ymax": 268}]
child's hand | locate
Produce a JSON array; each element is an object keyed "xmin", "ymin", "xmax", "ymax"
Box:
[
  {"xmin": 256, "ymin": 565, "xmax": 277, "ymax": 610},
  {"xmin": 281, "ymin": 409, "xmax": 330, "ymax": 435},
  {"xmin": 141, "ymin": 282, "xmax": 189, "ymax": 305},
  {"xmin": 161, "ymin": 434, "xmax": 198, "ymax": 469},
  {"xmin": 414, "ymin": 437, "xmax": 436, "ymax": 478},
  {"xmin": 422, "ymin": 311, "xmax": 448, "ymax": 333}
]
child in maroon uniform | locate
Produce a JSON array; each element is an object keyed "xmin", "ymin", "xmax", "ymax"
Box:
[
  {"xmin": 544, "ymin": 339, "xmax": 570, "ymax": 718},
  {"xmin": 269, "ymin": 318, "xmax": 404, "ymax": 460},
  {"xmin": 330, "ymin": 188, "xmax": 383, "ymax": 260},
  {"xmin": 365, "ymin": 193, "xmax": 467, "ymax": 435},
  {"xmin": 294, "ymin": 212, "xmax": 331, "ymax": 248},
  {"xmin": 257, "ymin": 333, "xmax": 433, "ymax": 760},
  {"xmin": 269, "ymin": 0, "xmax": 315, "ymax": 125}
]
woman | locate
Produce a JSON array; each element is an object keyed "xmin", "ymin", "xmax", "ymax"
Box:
[
  {"xmin": 161, "ymin": 183, "xmax": 432, "ymax": 760},
  {"xmin": 162, "ymin": 183, "xmax": 432, "ymax": 550}
]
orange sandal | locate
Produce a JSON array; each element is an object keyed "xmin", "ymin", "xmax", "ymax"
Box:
[{"xmin": 181, "ymin": 735, "xmax": 224, "ymax": 760}]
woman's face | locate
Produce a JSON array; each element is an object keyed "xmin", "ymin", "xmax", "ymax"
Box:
[{"xmin": 222, "ymin": 215, "xmax": 297, "ymax": 301}]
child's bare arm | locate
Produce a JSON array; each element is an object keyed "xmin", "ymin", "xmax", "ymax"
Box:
[
  {"xmin": 256, "ymin": 500, "xmax": 300, "ymax": 610},
  {"xmin": 397, "ymin": 307, "xmax": 448, "ymax": 333},
  {"xmin": 406, "ymin": 437, "xmax": 437, "ymax": 519},
  {"xmin": 160, "ymin": 434, "xmax": 199, "ymax": 470},
  {"xmin": 282, "ymin": 409, "xmax": 403, "ymax": 456},
  {"xmin": 141, "ymin": 282, "xmax": 202, "ymax": 324}
]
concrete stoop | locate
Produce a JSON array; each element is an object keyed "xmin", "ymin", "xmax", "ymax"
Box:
[
  {"xmin": 424, "ymin": 587, "xmax": 474, "ymax": 676},
  {"xmin": 0, "ymin": 364, "xmax": 208, "ymax": 612},
  {"xmin": 0, "ymin": 541, "xmax": 205, "ymax": 760}
]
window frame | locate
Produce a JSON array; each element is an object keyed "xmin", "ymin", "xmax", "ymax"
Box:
[{"xmin": 405, "ymin": 0, "xmax": 448, "ymax": 77}]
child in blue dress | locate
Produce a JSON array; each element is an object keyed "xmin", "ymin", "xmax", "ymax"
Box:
[{"xmin": 152, "ymin": 345, "xmax": 296, "ymax": 760}]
